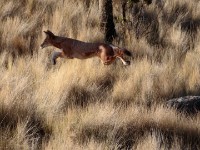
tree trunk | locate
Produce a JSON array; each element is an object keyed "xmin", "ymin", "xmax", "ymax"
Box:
[
  {"xmin": 99, "ymin": 0, "xmax": 116, "ymax": 43},
  {"xmin": 121, "ymin": 1, "xmax": 127, "ymax": 22}
]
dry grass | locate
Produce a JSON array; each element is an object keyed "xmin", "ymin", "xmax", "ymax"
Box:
[{"xmin": 1, "ymin": 0, "xmax": 200, "ymax": 149}]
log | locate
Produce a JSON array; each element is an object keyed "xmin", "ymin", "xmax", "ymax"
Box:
[{"xmin": 166, "ymin": 96, "xmax": 200, "ymax": 114}]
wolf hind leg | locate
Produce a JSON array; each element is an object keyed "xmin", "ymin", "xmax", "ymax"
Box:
[
  {"xmin": 51, "ymin": 51, "xmax": 62, "ymax": 65},
  {"xmin": 117, "ymin": 56, "xmax": 130, "ymax": 66},
  {"xmin": 101, "ymin": 56, "xmax": 116, "ymax": 65}
]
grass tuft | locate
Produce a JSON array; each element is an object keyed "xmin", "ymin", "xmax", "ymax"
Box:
[{"xmin": 1, "ymin": 0, "xmax": 200, "ymax": 149}]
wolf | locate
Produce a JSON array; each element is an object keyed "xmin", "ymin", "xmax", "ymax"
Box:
[{"xmin": 41, "ymin": 30, "xmax": 132, "ymax": 65}]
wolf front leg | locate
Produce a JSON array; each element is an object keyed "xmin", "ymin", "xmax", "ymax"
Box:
[{"xmin": 51, "ymin": 51, "xmax": 63, "ymax": 65}]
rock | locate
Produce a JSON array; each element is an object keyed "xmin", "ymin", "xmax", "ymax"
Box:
[{"xmin": 166, "ymin": 96, "xmax": 200, "ymax": 114}]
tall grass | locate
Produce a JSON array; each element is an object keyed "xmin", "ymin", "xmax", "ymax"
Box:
[{"xmin": 1, "ymin": 0, "xmax": 200, "ymax": 149}]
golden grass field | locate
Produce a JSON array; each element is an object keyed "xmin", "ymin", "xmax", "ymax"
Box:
[{"xmin": 1, "ymin": 0, "xmax": 200, "ymax": 149}]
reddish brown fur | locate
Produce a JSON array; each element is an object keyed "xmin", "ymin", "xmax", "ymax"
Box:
[{"xmin": 41, "ymin": 30, "xmax": 131, "ymax": 65}]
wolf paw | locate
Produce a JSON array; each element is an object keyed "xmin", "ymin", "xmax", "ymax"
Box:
[{"xmin": 124, "ymin": 61, "xmax": 130, "ymax": 66}]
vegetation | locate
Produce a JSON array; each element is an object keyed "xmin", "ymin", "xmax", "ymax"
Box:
[{"xmin": 1, "ymin": 0, "xmax": 200, "ymax": 149}]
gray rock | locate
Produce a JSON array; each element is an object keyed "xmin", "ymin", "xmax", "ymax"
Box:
[{"xmin": 166, "ymin": 96, "xmax": 200, "ymax": 114}]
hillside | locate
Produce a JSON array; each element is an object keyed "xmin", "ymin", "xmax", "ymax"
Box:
[{"xmin": 1, "ymin": 0, "xmax": 200, "ymax": 149}]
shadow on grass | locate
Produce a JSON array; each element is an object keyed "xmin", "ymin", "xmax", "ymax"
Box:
[
  {"xmin": 73, "ymin": 119, "xmax": 200, "ymax": 150},
  {"xmin": 0, "ymin": 104, "xmax": 52, "ymax": 149},
  {"xmin": 60, "ymin": 74, "xmax": 116, "ymax": 111}
]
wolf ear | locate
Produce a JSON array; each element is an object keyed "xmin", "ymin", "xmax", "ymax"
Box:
[{"xmin": 44, "ymin": 30, "xmax": 55, "ymax": 39}]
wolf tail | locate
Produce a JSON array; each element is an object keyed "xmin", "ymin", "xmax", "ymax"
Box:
[{"xmin": 123, "ymin": 49, "xmax": 132, "ymax": 57}]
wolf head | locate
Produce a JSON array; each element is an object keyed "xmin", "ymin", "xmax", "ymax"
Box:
[{"xmin": 40, "ymin": 30, "xmax": 55, "ymax": 49}]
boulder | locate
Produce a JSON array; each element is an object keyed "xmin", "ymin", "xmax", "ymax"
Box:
[{"xmin": 166, "ymin": 96, "xmax": 200, "ymax": 114}]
